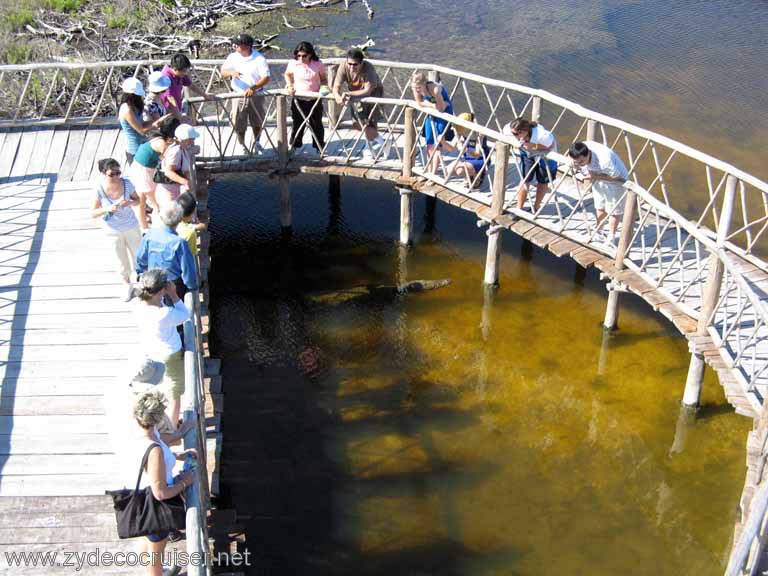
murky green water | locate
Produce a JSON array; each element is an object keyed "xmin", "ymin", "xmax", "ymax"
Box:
[
  {"xmin": 207, "ymin": 2, "xmax": 766, "ymax": 573},
  {"xmin": 209, "ymin": 173, "xmax": 749, "ymax": 575}
]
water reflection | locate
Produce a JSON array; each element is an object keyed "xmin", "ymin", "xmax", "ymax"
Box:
[{"xmin": 209, "ymin": 172, "xmax": 750, "ymax": 575}]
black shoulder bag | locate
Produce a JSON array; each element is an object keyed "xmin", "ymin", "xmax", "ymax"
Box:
[{"xmin": 106, "ymin": 442, "xmax": 186, "ymax": 539}]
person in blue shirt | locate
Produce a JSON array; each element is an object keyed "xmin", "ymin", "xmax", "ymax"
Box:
[{"xmin": 135, "ymin": 202, "xmax": 199, "ymax": 297}]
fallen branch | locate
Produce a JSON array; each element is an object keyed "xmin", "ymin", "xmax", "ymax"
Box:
[{"xmin": 281, "ymin": 14, "xmax": 314, "ymax": 30}]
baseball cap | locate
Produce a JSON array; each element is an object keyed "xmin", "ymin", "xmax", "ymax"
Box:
[
  {"xmin": 147, "ymin": 71, "xmax": 172, "ymax": 93},
  {"xmin": 175, "ymin": 124, "xmax": 200, "ymax": 141},
  {"xmin": 130, "ymin": 357, "xmax": 166, "ymax": 387},
  {"xmin": 121, "ymin": 77, "xmax": 145, "ymax": 97},
  {"xmin": 231, "ymin": 33, "xmax": 254, "ymax": 46}
]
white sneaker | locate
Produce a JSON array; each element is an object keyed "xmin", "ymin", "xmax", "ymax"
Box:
[
  {"xmin": 253, "ymin": 142, "xmax": 265, "ymax": 155},
  {"xmin": 362, "ymin": 144, "xmax": 374, "ymax": 159},
  {"xmin": 605, "ymin": 232, "xmax": 617, "ymax": 246}
]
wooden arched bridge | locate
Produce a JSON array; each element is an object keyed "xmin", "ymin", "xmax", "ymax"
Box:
[{"xmin": 1, "ymin": 58, "xmax": 768, "ymax": 574}]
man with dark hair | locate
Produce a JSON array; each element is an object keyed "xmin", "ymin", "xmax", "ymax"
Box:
[
  {"xmin": 333, "ymin": 48, "xmax": 389, "ymax": 159},
  {"xmin": 160, "ymin": 53, "xmax": 211, "ymax": 119},
  {"xmin": 567, "ymin": 140, "xmax": 629, "ymax": 244},
  {"xmin": 220, "ymin": 33, "xmax": 271, "ymax": 156}
]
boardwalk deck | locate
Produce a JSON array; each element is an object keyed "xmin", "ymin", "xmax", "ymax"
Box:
[
  {"xmin": 1, "ymin": 121, "xmax": 767, "ymax": 573},
  {"xmin": 0, "ymin": 155, "xmax": 196, "ymax": 571}
]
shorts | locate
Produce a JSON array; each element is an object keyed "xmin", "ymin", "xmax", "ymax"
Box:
[
  {"xmin": 350, "ymin": 85, "xmax": 383, "ymax": 129},
  {"xmin": 146, "ymin": 532, "xmax": 168, "ymax": 543},
  {"xmin": 233, "ymin": 93, "xmax": 266, "ymax": 134},
  {"xmin": 592, "ymin": 180, "xmax": 625, "ymax": 215},
  {"xmin": 519, "ymin": 154, "xmax": 558, "ymax": 184},
  {"xmin": 129, "ymin": 163, "xmax": 157, "ymax": 195},
  {"xmin": 162, "ymin": 349, "xmax": 185, "ymax": 400}
]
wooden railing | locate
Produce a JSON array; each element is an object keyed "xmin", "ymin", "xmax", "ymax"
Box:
[
  {"xmin": 180, "ymin": 147, "xmax": 212, "ymax": 576},
  {"xmin": 2, "ymin": 57, "xmax": 768, "ymax": 575},
  {"xmin": 182, "ymin": 287, "xmax": 211, "ymax": 576}
]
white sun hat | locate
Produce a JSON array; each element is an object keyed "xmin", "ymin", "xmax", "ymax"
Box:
[
  {"xmin": 121, "ymin": 77, "xmax": 145, "ymax": 97},
  {"xmin": 175, "ymin": 124, "xmax": 200, "ymax": 141}
]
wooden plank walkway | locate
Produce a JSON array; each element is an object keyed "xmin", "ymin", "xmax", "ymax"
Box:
[{"xmin": 0, "ymin": 130, "xmax": 198, "ymax": 572}]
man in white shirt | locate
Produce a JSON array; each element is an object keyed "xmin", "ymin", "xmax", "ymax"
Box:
[
  {"xmin": 220, "ymin": 33, "xmax": 271, "ymax": 155},
  {"xmin": 567, "ymin": 141, "xmax": 630, "ymax": 244}
]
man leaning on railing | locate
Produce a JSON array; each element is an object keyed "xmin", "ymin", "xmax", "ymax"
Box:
[{"xmin": 567, "ymin": 141, "xmax": 629, "ymax": 246}]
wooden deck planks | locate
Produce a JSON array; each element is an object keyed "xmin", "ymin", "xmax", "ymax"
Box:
[{"xmin": 0, "ymin": 130, "xmax": 23, "ymax": 183}]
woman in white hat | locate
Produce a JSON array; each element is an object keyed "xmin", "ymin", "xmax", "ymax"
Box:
[
  {"xmin": 154, "ymin": 123, "xmax": 200, "ymax": 212},
  {"xmin": 118, "ymin": 77, "xmax": 169, "ymax": 166}
]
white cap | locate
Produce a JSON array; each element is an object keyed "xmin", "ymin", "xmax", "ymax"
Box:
[
  {"xmin": 147, "ymin": 71, "xmax": 171, "ymax": 93},
  {"xmin": 175, "ymin": 123, "xmax": 200, "ymax": 141},
  {"xmin": 121, "ymin": 77, "xmax": 145, "ymax": 97}
]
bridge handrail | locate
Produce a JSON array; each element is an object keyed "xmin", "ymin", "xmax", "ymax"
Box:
[
  {"xmin": 179, "ymin": 146, "xmax": 211, "ymax": 576},
  {"xmin": 1, "ymin": 58, "xmax": 765, "ymax": 194}
]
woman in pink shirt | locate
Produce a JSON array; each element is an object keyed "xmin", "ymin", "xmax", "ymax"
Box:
[{"xmin": 284, "ymin": 42, "xmax": 327, "ymax": 154}]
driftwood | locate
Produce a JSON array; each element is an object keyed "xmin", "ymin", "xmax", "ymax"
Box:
[
  {"xmin": 353, "ymin": 36, "xmax": 375, "ymax": 51},
  {"xmin": 281, "ymin": 15, "xmax": 315, "ymax": 30}
]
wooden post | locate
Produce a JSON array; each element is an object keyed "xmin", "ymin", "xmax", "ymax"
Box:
[
  {"xmin": 602, "ymin": 187, "xmax": 637, "ymax": 330},
  {"xmin": 587, "ymin": 119, "xmax": 599, "ymax": 142},
  {"xmin": 490, "ymin": 143, "xmax": 509, "ymax": 217},
  {"xmin": 682, "ymin": 174, "xmax": 738, "ymax": 406},
  {"xmin": 279, "ymin": 176, "xmax": 291, "ymax": 229},
  {"xmin": 326, "ymin": 64, "xmax": 338, "ymax": 129},
  {"xmin": 403, "ymin": 107, "xmax": 415, "ymax": 178},
  {"xmin": 399, "ymin": 187, "xmax": 413, "ymax": 245},
  {"xmin": 276, "ymin": 95, "xmax": 288, "ymax": 166},
  {"xmin": 484, "ymin": 143, "xmax": 509, "ymax": 286},
  {"xmin": 531, "ymin": 96, "xmax": 542, "ymax": 123}
]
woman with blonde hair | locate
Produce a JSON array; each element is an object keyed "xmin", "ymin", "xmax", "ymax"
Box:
[
  {"xmin": 411, "ymin": 71, "xmax": 453, "ymax": 173},
  {"xmin": 443, "ymin": 111, "xmax": 491, "ymax": 189},
  {"xmin": 129, "ymin": 388, "xmax": 196, "ymax": 576}
]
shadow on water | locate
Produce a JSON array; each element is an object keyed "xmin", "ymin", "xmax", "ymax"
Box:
[
  {"xmin": 209, "ymin": 231, "xmax": 509, "ymax": 574},
  {"xmin": 207, "ymin": 172, "xmax": 751, "ymax": 576}
]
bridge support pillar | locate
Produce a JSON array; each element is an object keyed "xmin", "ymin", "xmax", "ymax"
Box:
[
  {"xmin": 484, "ymin": 227, "xmax": 503, "ymax": 286},
  {"xmin": 398, "ymin": 187, "xmax": 413, "ymax": 245},
  {"xmin": 602, "ymin": 284, "xmax": 621, "ymax": 331},
  {"xmin": 683, "ymin": 352, "xmax": 706, "ymax": 406},
  {"xmin": 483, "ymin": 143, "xmax": 510, "ymax": 286},
  {"xmin": 682, "ymin": 174, "xmax": 737, "ymax": 407},
  {"xmin": 602, "ymin": 187, "xmax": 637, "ymax": 331}
]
